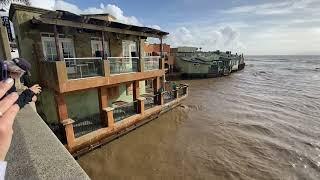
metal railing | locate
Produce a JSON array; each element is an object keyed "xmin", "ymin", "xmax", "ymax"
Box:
[
  {"xmin": 163, "ymin": 91, "xmax": 176, "ymax": 104},
  {"xmin": 64, "ymin": 57, "xmax": 103, "ymax": 79},
  {"xmin": 143, "ymin": 56, "xmax": 160, "ymax": 71},
  {"xmin": 113, "ymin": 101, "xmax": 138, "ymax": 122},
  {"xmin": 144, "ymin": 94, "xmax": 158, "ymax": 110},
  {"xmin": 108, "ymin": 57, "xmax": 139, "ymax": 74},
  {"xmin": 72, "ymin": 113, "xmax": 102, "ymax": 138},
  {"xmin": 178, "ymin": 86, "xmax": 188, "ymax": 97}
]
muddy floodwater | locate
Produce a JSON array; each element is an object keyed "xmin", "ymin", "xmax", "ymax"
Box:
[{"xmin": 78, "ymin": 56, "xmax": 320, "ymax": 180}]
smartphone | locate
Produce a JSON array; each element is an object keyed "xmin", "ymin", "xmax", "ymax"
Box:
[{"xmin": 1, "ymin": 63, "xmax": 8, "ymax": 80}]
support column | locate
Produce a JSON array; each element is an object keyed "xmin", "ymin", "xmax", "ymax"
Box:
[
  {"xmin": 53, "ymin": 25, "xmax": 62, "ymax": 61},
  {"xmin": 133, "ymin": 81, "xmax": 140, "ymax": 111},
  {"xmin": 104, "ymin": 107, "xmax": 115, "ymax": 128},
  {"xmin": 133, "ymin": 81, "xmax": 140, "ymax": 100},
  {"xmin": 98, "ymin": 87, "xmax": 108, "ymax": 126},
  {"xmin": 101, "ymin": 31, "xmax": 105, "ymax": 59},
  {"xmin": 153, "ymin": 77, "xmax": 160, "ymax": 104},
  {"xmin": 185, "ymin": 86, "xmax": 189, "ymax": 96},
  {"xmin": 137, "ymin": 97, "xmax": 145, "ymax": 115},
  {"xmin": 138, "ymin": 37, "xmax": 144, "ymax": 72},
  {"xmin": 62, "ymin": 118, "xmax": 75, "ymax": 148},
  {"xmin": 160, "ymin": 57, "xmax": 165, "ymax": 70},
  {"xmin": 103, "ymin": 60, "xmax": 110, "ymax": 76},
  {"xmin": 160, "ymin": 36, "xmax": 163, "ymax": 58},
  {"xmin": 55, "ymin": 93, "xmax": 75, "ymax": 149},
  {"xmin": 0, "ymin": 18, "xmax": 11, "ymax": 60},
  {"xmin": 174, "ymin": 89, "xmax": 179, "ymax": 99},
  {"xmin": 159, "ymin": 92, "xmax": 164, "ymax": 105}
]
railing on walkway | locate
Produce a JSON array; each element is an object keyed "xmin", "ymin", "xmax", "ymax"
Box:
[
  {"xmin": 163, "ymin": 91, "xmax": 176, "ymax": 104},
  {"xmin": 113, "ymin": 101, "xmax": 138, "ymax": 122},
  {"xmin": 64, "ymin": 57, "xmax": 103, "ymax": 79},
  {"xmin": 72, "ymin": 114, "xmax": 102, "ymax": 138},
  {"xmin": 178, "ymin": 85, "xmax": 188, "ymax": 97},
  {"xmin": 108, "ymin": 57, "xmax": 139, "ymax": 74},
  {"xmin": 143, "ymin": 56, "xmax": 160, "ymax": 71},
  {"xmin": 143, "ymin": 94, "xmax": 157, "ymax": 110}
]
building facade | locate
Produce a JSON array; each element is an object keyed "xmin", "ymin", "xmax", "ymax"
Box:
[
  {"xmin": 144, "ymin": 43, "xmax": 174, "ymax": 73},
  {"xmin": 9, "ymin": 4, "xmax": 188, "ymax": 154}
]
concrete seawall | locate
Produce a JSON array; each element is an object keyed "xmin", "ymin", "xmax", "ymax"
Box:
[{"xmin": 5, "ymin": 104, "xmax": 90, "ymax": 180}]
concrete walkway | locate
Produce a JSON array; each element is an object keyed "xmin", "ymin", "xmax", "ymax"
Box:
[{"xmin": 5, "ymin": 104, "xmax": 90, "ymax": 180}]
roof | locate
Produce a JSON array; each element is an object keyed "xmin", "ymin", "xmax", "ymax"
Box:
[
  {"xmin": 9, "ymin": 4, "xmax": 169, "ymax": 38},
  {"xmin": 80, "ymin": 13, "xmax": 116, "ymax": 20},
  {"xmin": 9, "ymin": 3, "xmax": 51, "ymax": 20}
]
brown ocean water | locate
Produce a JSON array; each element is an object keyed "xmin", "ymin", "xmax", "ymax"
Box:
[{"xmin": 78, "ymin": 56, "xmax": 320, "ymax": 180}]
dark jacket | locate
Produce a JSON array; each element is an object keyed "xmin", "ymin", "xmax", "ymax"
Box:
[{"xmin": 7, "ymin": 82, "xmax": 35, "ymax": 108}]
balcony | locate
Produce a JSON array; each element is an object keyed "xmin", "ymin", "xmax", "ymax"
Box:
[
  {"xmin": 64, "ymin": 57, "xmax": 104, "ymax": 79},
  {"xmin": 39, "ymin": 56, "xmax": 165, "ymax": 93},
  {"xmin": 143, "ymin": 56, "xmax": 160, "ymax": 71},
  {"xmin": 108, "ymin": 57, "xmax": 139, "ymax": 74},
  {"xmin": 64, "ymin": 84, "xmax": 189, "ymax": 155}
]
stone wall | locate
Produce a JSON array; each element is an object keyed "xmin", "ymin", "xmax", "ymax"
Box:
[{"xmin": 6, "ymin": 104, "xmax": 90, "ymax": 180}]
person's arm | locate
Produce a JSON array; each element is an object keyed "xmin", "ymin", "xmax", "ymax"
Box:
[
  {"xmin": 20, "ymin": 74, "xmax": 32, "ymax": 88},
  {"xmin": 16, "ymin": 89, "xmax": 34, "ymax": 109}
]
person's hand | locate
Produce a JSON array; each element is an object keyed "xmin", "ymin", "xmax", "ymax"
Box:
[
  {"xmin": 0, "ymin": 78, "xmax": 20, "ymax": 161},
  {"xmin": 29, "ymin": 84, "xmax": 41, "ymax": 94},
  {"xmin": 32, "ymin": 96, "xmax": 37, "ymax": 102}
]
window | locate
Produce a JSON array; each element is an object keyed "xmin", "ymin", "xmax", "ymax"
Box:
[
  {"xmin": 41, "ymin": 33, "xmax": 75, "ymax": 61},
  {"xmin": 122, "ymin": 40, "xmax": 137, "ymax": 57},
  {"xmin": 41, "ymin": 37, "xmax": 57, "ymax": 61},
  {"xmin": 91, "ymin": 37, "xmax": 110, "ymax": 57},
  {"xmin": 61, "ymin": 40, "xmax": 75, "ymax": 59}
]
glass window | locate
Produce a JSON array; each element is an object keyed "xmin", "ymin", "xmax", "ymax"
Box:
[
  {"xmin": 41, "ymin": 34, "xmax": 75, "ymax": 61},
  {"xmin": 122, "ymin": 40, "xmax": 137, "ymax": 57},
  {"xmin": 61, "ymin": 41, "xmax": 75, "ymax": 58},
  {"xmin": 91, "ymin": 37, "xmax": 110, "ymax": 57},
  {"xmin": 42, "ymin": 37, "xmax": 57, "ymax": 61}
]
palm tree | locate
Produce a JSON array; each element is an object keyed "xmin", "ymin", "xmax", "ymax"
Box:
[{"xmin": 0, "ymin": 0, "xmax": 30, "ymax": 6}]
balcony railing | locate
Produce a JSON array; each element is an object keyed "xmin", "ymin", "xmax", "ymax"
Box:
[
  {"xmin": 143, "ymin": 94, "xmax": 158, "ymax": 110},
  {"xmin": 39, "ymin": 57, "xmax": 165, "ymax": 93},
  {"xmin": 163, "ymin": 91, "xmax": 176, "ymax": 104},
  {"xmin": 143, "ymin": 56, "xmax": 160, "ymax": 71},
  {"xmin": 113, "ymin": 101, "xmax": 138, "ymax": 122},
  {"xmin": 178, "ymin": 85, "xmax": 188, "ymax": 97},
  {"xmin": 64, "ymin": 57, "xmax": 103, "ymax": 79},
  {"xmin": 108, "ymin": 57, "xmax": 139, "ymax": 74}
]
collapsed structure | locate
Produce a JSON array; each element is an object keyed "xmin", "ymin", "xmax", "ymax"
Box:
[
  {"xmin": 9, "ymin": 4, "xmax": 188, "ymax": 155},
  {"xmin": 172, "ymin": 48, "xmax": 245, "ymax": 78}
]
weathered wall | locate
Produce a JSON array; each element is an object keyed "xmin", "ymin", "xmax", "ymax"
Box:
[
  {"xmin": 66, "ymin": 89, "xmax": 100, "ymax": 120},
  {"xmin": 115, "ymin": 81, "xmax": 146, "ymax": 104},
  {"xmin": 0, "ymin": 18, "xmax": 11, "ymax": 60},
  {"xmin": 12, "ymin": 10, "xmax": 42, "ymax": 82},
  {"xmin": 144, "ymin": 43, "xmax": 170, "ymax": 54},
  {"xmin": 12, "ymin": 9, "xmax": 149, "ymax": 124},
  {"xmin": 74, "ymin": 33, "xmax": 92, "ymax": 57},
  {"xmin": 176, "ymin": 58, "xmax": 210, "ymax": 74}
]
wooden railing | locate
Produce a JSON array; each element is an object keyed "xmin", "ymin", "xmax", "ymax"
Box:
[
  {"xmin": 64, "ymin": 57, "xmax": 103, "ymax": 79},
  {"xmin": 108, "ymin": 57, "xmax": 139, "ymax": 74},
  {"xmin": 143, "ymin": 56, "xmax": 160, "ymax": 71},
  {"xmin": 40, "ymin": 58, "xmax": 165, "ymax": 93}
]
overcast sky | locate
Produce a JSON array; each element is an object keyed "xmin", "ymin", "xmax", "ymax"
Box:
[{"xmin": 5, "ymin": 0, "xmax": 320, "ymax": 55}]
